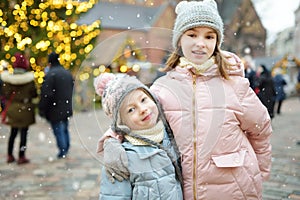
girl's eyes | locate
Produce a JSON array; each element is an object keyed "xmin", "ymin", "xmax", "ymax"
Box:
[
  {"xmin": 184, "ymin": 30, "xmax": 195, "ymax": 36},
  {"xmin": 141, "ymin": 97, "xmax": 147, "ymax": 103},
  {"xmin": 127, "ymin": 96, "xmax": 149, "ymax": 113},
  {"xmin": 128, "ymin": 107, "xmax": 135, "ymax": 113},
  {"xmin": 186, "ymin": 32, "xmax": 216, "ymax": 39},
  {"xmin": 206, "ymin": 35, "xmax": 215, "ymax": 39},
  {"xmin": 187, "ymin": 33, "xmax": 196, "ymax": 37}
]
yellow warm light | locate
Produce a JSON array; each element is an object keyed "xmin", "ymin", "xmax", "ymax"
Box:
[
  {"xmin": 66, "ymin": 3, "xmax": 73, "ymax": 10},
  {"xmin": 70, "ymin": 31, "xmax": 76, "ymax": 37},
  {"xmin": 39, "ymin": 3, "xmax": 47, "ymax": 9},
  {"xmin": 36, "ymin": 40, "xmax": 50, "ymax": 50},
  {"xmin": 71, "ymin": 53, "xmax": 77, "ymax": 60},
  {"xmin": 4, "ymin": 45, "xmax": 10, "ymax": 51},
  {"xmin": 34, "ymin": 71, "xmax": 39, "ymax": 78},
  {"xmin": 52, "ymin": 0, "xmax": 64, "ymax": 5},
  {"xmin": 14, "ymin": 4, "xmax": 20, "ymax": 10},
  {"xmin": 79, "ymin": 72, "xmax": 89, "ymax": 81},
  {"xmin": 132, "ymin": 64, "xmax": 140, "ymax": 72},
  {"xmin": 8, "ymin": 68, "xmax": 14, "ymax": 74},
  {"xmin": 1, "ymin": 21, "xmax": 7, "ymax": 26},
  {"xmin": 70, "ymin": 23, "xmax": 77, "ymax": 29},
  {"xmin": 40, "ymin": 21, "xmax": 47, "ymax": 28},
  {"xmin": 63, "ymin": 37, "xmax": 71, "ymax": 43},
  {"xmin": 5, "ymin": 54, "xmax": 11, "ymax": 60},
  {"xmin": 120, "ymin": 65, "xmax": 128, "ymax": 73},
  {"xmin": 47, "ymin": 32, "xmax": 53, "ymax": 38},
  {"xmin": 48, "ymin": 20, "xmax": 54, "ymax": 28},
  {"xmin": 76, "ymin": 29, "xmax": 83, "ymax": 36},
  {"xmin": 38, "ymin": 77, "xmax": 44, "ymax": 84},
  {"xmin": 64, "ymin": 54, "xmax": 71, "ymax": 61},
  {"xmin": 42, "ymin": 12, "xmax": 48, "ymax": 19},
  {"xmin": 30, "ymin": 57, "xmax": 36, "ymax": 64},
  {"xmin": 84, "ymin": 44, "xmax": 93, "ymax": 53},
  {"xmin": 93, "ymin": 68, "xmax": 100, "ymax": 76},
  {"xmin": 39, "ymin": 71, "xmax": 45, "ymax": 78},
  {"xmin": 99, "ymin": 65, "xmax": 106, "ymax": 73},
  {"xmin": 66, "ymin": 10, "xmax": 72, "ymax": 16},
  {"xmin": 0, "ymin": 0, "xmax": 100, "ymax": 77}
]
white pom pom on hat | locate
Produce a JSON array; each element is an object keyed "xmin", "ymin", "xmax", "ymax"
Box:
[
  {"xmin": 93, "ymin": 73, "xmax": 116, "ymax": 96},
  {"xmin": 172, "ymin": 0, "xmax": 224, "ymax": 49}
]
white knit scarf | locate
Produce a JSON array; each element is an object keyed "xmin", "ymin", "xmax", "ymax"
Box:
[
  {"xmin": 124, "ymin": 121, "xmax": 164, "ymax": 146},
  {"xmin": 179, "ymin": 56, "xmax": 215, "ymax": 75}
]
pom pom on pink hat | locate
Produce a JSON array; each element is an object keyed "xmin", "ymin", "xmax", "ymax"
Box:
[{"xmin": 94, "ymin": 73, "xmax": 116, "ymax": 96}]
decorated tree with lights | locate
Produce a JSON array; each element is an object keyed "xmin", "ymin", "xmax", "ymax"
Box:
[{"xmin": 0, "ymin": 0, "xmax": 100, "ymax": 84}]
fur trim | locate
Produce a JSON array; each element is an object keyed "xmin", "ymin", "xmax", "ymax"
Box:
[{"xmin": 1, "ymin": 71, "xmax": 35, "ymax": 85}]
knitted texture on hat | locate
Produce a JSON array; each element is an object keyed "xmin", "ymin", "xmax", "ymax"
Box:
[
  {"xmin": 172, "ymin": 0, "xmax": 224, "ymax": 49},
  {"xmin": 94, "ymin": 73, "xmax": 151, "ymax": 132}
]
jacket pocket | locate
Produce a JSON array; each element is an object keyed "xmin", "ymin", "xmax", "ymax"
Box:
[{"xmin": 211, "ymin": 149, "xmax": 246, "ymax": 167}]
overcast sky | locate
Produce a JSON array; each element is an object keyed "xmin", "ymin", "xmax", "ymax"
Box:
[{"xmin": 252, "ymin": 0, "xmax": 300, "ymax": 43}]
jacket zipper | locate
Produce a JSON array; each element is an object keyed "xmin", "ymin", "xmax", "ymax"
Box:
[{"xmin": 192, "ymin": 74, "xmax": 197, "ymax": 200}]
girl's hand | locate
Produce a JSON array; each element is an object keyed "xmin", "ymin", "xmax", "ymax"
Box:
[{"xmin": 103, "ymin": 138, "xmax": 129, "ymax": 183}]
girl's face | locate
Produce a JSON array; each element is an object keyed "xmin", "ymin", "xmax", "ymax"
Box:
[
  {"xmin": 179, "ymin": 27, "xmax": 217, "ymax": 65},
  {"xmin": 120, "ymin": 89, "xmax": 159, "ymax": 131}
]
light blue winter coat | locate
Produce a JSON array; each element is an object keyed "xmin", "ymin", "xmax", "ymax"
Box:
[{"xmin": 99, "ymin": 132, "xmax": 183, "ymax": 200}]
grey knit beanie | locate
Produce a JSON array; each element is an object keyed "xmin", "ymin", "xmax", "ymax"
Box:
[
  {"xmin": 172, "ymin": 0, "xmax": 224, "ymax": 49},
  {"xmin": 94, "ymin": 73, "xmax": 156, "ymax": 133}
]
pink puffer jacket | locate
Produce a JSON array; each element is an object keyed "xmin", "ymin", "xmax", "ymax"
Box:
[{"xmin": 150, "ymin": 52, "xmax": 272, "ymax": 200}]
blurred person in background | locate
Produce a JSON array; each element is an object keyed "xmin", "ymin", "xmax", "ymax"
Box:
[
  {"xmin": 1, "ymin": 52, "xmax": 37, "ymax": 164},
  {"xmin": 38, "ymin": 52, "xmax": 74, "ymax": 159},
  {"xmin": 243, "ymin": 56, "xmax": 256, "ymax": 90},
  {"xmin": 255, "ymin": 64, "xmax": 276, "ymax": 119},
  {"xmin": 273, "ymin": 68, "xmax": 287, "ymax": 115}
]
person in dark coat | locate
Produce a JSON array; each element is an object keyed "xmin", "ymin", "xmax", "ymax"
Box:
[
  {"xmin": 273, "ymin": 68, "xmax": 287, "ymax": 115},
  {"xmin": 38, "ymin": 52, "xmax": 74, "ymax": 159},
  {"xmin": 255, "ymin": 64, "xmax": 276, "ymax": 119},
  {"xmin": 1, "ymin": 53, "xmax": 37, "ymax": 164},
  {"xmin": 243, "ymin": 57, "xmax": 256, "ymax": 90}
]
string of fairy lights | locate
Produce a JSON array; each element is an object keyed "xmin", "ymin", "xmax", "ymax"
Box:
[{"xmin": 0, "ymin": 0, "xmax": 101, "ymax": 84}]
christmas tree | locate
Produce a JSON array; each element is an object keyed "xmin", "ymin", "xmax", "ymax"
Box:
[{"xmin": 0, "ymin": 0, "xmax": 101, "ymax": 84}]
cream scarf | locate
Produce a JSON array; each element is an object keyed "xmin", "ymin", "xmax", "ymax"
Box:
[
  {"xmin": 124, "ymin": 121, "xmax": 164, "ymax": 146},
  {"xmin": 179, "ymin": 56, "xmax": 215, "ymax": 75}
]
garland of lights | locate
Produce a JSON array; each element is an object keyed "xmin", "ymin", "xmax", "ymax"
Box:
[{"xmin": 0, "ymin": 0, "xmax": 100, "ymax": 84}]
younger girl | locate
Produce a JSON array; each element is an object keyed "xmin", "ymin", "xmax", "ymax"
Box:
[{"xmin": 94, "ymin": 73, "xmax": 183, "ymax": 200}]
